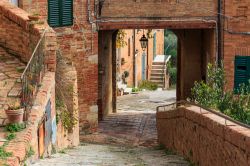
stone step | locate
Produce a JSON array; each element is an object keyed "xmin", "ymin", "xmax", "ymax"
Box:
[
  {"xmin": 8, "ymin": 82, "xmax": 22, "ymax": 97},
  {"xmin": 151, "ymin": 65, "xmax": 165, "ymax": 69},
  {"xmin": 150, "ymin": 73, "xmax": 164, "ymax": 77},
  {"xmin": 151, "ymin": 80, "xmax": 164, "ymax": 84},
  {"xmin": 151, "ymin": 69, "xmax": 165, "ymax": 74},
  {"xmin": 152, "ymin": 62, "xmax": 165, "ymax": 65},
  {"xmin": 150, "ymin": 77, "xmax": 164, "ymax": 81},
  {"xmin": 151, "ymin": 68, "xmax": 166, "ymax": 72}
]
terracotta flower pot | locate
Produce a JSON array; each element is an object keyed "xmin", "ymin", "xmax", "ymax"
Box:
[
  {"xmin": 28, "ymin": 15, "xmax": 41, "ymax": 21},
  {"xmin": 5, "ymin": 108, "xmax": 24, "ymax": 124}
]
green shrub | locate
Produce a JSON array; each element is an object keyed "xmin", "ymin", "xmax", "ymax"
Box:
[
  {"xmin": 191, "ymin": 62, "xmax": 250, "ymax": 125},
  {"xmin": 138, "ymin": 80, "xmax": 158, "ymax": 91},
  {"xmin": 27, "ymin": 146, "xmax": 35, "ymax": 157},
  {"xmin": 6, "ymin": 133, "xmax": 16, "ymax": 141},
  {"xmin": 5, "ymin": 123, "xmax": 26, "ymax": 133},
  {"xmin": 124, "ymin": 71, "xmax": 129, "ymax": 78},
  {"xmin": 0, "ymin": 146, "xmax": 12, "ymax": 159},
  {"xmin": 168, "ymin": 67, "xmax": 177, "ymax": 86},
  {"xmin": 132, "ymin": 87, "xmax": 141, "ymax": 92}
]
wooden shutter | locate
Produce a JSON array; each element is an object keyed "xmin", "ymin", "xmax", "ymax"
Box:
[
  {"xmin": 48, "ymin": 0, "xmax": 73, "ymax": 27},
  {"xmin": 48, "ymin": 0, "xmax": 60, "ymax": 27},
  {"xmin": 61, "ymin": 0, "xmax": 73, "ymax": 26},
  {"xmin": 234, "ymin": 56, "xmax": 250, "ymax": 91}
]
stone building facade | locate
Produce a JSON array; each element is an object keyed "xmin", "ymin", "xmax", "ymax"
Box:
[{"xmin": 118, "ymin": 29, "xmax": 164, "ymax": 87}]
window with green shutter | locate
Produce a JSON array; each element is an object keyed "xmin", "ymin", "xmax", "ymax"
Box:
[
  {"xmin": 48, "ymin": 0, "xmax": 73, "ymax": 27},
  {"xmin": 234, "ymin": 56, "xmax": 250, "ymax": 91}
]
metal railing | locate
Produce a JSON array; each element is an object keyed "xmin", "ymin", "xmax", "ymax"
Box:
[
  {"xmin": 156, "ymin": 100, "xmax": 250, "ymax": 129},
  {"xmin": 21, "ymin": 30, "xmax": 47, "ymax": 121}
]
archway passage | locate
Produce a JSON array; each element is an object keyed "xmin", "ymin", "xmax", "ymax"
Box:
[{"xmin": 98, "ymin": 26, "xmax": 216, "ymax": 120}]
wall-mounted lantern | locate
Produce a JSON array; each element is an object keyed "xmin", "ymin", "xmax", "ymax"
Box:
[{"xmin": 139, "ymin": 30, "xmax": 148, "ymax": 51}]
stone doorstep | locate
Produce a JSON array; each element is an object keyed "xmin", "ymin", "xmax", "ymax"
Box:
[{"xmin": 7, "ymin": 82, "xmax": 22, "ymax": 97}]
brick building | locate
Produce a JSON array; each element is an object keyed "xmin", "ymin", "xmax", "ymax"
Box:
[
  {"xmin": 1, "ymin": 1, "xmax": 250, "ymax": 160},
  {"xmin": 117, "ymin": 29, "xmax": 164, "ymax": 87}
]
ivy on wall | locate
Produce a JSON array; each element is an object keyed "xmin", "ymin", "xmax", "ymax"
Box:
[{"xmin": 116, "ymin": 30, "xmax": 127, "ymax": 48}]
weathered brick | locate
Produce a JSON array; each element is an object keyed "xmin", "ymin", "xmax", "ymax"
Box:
[{"xmin": 157, "ymin": 106, "xmax": 250, "ymax": 165}]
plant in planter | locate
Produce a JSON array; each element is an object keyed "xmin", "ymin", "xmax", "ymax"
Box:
[
  {"xmin": 28, "ymin": 12, "xmax": 41, "ymax": 21},
  {"xmin": 121, "ymin": 71, "xmax": 129, "ymax": 84},
  {"xmin": 147, "ymin": 29, "xmax": 154, "ymax": 39},
  {"xmin": 121, "ymin": 58, "xmax": 126, "ymax": 66},
  {"xmin": 5, "ymin": 102, "xmax": 24, "ymax": 124}
]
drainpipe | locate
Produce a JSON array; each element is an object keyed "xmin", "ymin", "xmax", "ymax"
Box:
[
  {"xmin": 133, "ymin": 29, "xmax": 136, "ymax": 87},
  {"xmin": 217, "ymin": 0, "xmax": 222, "ymax": 66},
  {"xmin": 146, "ymin": 39, "xmax": 149, "ymax": 80}
]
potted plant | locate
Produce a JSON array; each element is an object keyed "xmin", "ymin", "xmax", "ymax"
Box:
[
  {"xmin": 28, "ymin": 13, "xmax": 41, "ymax": 21},
  {"xmin": 5, "ymin": 102, "xmax": 24, "ymax": 124}
]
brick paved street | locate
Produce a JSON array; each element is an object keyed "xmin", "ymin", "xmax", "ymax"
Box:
[{"xmin": 30, "ymin": 90, "xmax": 189, "ymax": 166}]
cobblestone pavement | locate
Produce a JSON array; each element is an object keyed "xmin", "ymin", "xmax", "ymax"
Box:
[
  {"xmin": 82, "ymin": 90, "xmax": 176, "ymax": 147},
  {"xmin": 31, "ymin": 90, "xmax": 189, "ymax": 166},
  {"xmin": 0, "ymin": 47, "xmax": 25, "ymax": 124}
]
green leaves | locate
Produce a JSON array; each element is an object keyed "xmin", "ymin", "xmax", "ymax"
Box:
[
  {"xmin": 116, "ymin": 30, "xmax": 127, "ymax": 48},
  {"xmin": 138, "ymin": 80, "xmax": 158, "ymax": 91},
  {"xmin": 191, "ymin": 62, "xmax": 250, "ymax": 125},
  {"xmin": 5, "ymin": 123, "xmax": 26, "ymax": 133}
]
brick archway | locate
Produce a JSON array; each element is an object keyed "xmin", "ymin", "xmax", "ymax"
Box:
[{"xmin": 97, "ymin": 21, "xmax": 217, "ymax": 120}]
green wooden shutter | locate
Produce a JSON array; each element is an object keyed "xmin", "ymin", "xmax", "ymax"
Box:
[
  {"xmin": 61, "ymin": 0, "xmax": 73, "ymax": 26},
  {"xmin": 234, "ymin": 56, "xmax": 250, "ymax": 91},
  {"xmin": 48, "ymin": 0, "xmax": 60, "ymax": 27},
  {"xmin": 48, "ymin": 0, "xmax": 73, "ymax": 27}
]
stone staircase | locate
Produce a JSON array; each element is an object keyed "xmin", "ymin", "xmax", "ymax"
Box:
[
  {"xmin": 150, "ymin": 61, "xmax": 166, "ymax": 88},
  {"xmin": 0, "ymin": 46, "xmax": 25, "ymax": 125},
  {"xmin": 150, "ymin": 55, "xmax": 171, "ymax": 89}
]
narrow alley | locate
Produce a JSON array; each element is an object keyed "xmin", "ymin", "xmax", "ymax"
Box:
[{"xmin": 30, "ymin": 90, "xmax": 189, "ymax": 166}]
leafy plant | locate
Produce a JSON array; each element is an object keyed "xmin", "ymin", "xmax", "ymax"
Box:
[
  {"xmin": 58, "ymin": 149, "xmax": 66, "ymax": 154},
  {"xmin": 132, "ymin": 87, "xmax": 141, "ymax": 92},
  {"xmin": 121, "ymin": 58, "xmax": 126, "ymax": 65},
  {"xmin": 123, "ymin": 71, "xmax": 129, "ymax": 78},
  {"xmin": 167, "ymin": 64, "xmax": 177, "ymax": 86},
  {"xmin": 146, "ymin": 29, "xmax": 154, "ymax": 39},
  {"xmin": 7, "ymin": 101, "xmax": 22, "ymax": 110},
  {"xmin": 191, "ymin": 62, "xmax": 250, "ymax": 125},
  {"xmin": 0, "ymin": 146, "xmax": 12, "ymax": 159},
  {"xmin": 60, "ymin": 110, "xmax": 78, "ymax": 131},
  {"xmin": 26, "ymin": 146, "xmax": 35, "ymax": 157},
  {"xmin": 116, "ymin": 30, "xmax": 127, "ymax": 48},
  {"xmin": 138, "ymin": 80, "xmax": 158, "ymax": 91},
  {"xmin": 5, "ymin": 133, "xmax": 16, "ymax": 141},
  {"xmin": 5, "ymin": 123, "xmax": 26, "ymax": 133}
]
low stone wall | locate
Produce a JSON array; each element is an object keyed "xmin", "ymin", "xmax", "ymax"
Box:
[
  {"xmin": 0, "ymin": 0, "xmax": 56, "ymax": 67},
  {"xmin": 157, "ymin": 106, "xmax": 250, "ymax": 166}
]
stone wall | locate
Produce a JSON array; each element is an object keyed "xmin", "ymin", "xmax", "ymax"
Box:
[
  {"xmin": 0, "ymin": 0, "xmax": 42, "ymax": 62},
  {"xmin": 157, "ymin": 106, "xmax": 250, "ymax": 166},
  {"xmin": 223, "ymin": 0, "xmax": 250, "ymax": 90},
  {"xmin": 15, "ymin": 0, "xmax": 250, "ymax": 135},
  {"xmin": 101, "ymin": 0, "xmax": 217, "ymax": 18},
  {"xmin": 1, "ymin": 72, "xmax": 56, "ymax": 166},
  {"xmin": 19, "ymin": 0, "xmax": 98, "ymax": 134}
]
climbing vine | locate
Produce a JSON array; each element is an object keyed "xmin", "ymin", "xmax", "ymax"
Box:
[
  {"xmin": 55, "ymin": 52, "xmax": 78, "ymax": 132},
  {"xmin": 116, "ymin": 30, "xmax": 127, "ymax": 48}
]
